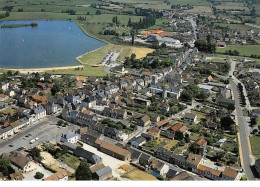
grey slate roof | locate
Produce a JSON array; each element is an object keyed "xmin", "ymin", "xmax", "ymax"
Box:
[{"xmin": 96, "ymin": 166, "xmax": 112, "ymax": 177}]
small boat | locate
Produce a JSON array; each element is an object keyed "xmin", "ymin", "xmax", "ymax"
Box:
[{"xmin": 22, "ymin": 39, "xmax": 24, "ymax": 42}]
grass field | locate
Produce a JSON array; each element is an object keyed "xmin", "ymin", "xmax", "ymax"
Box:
[
  {"xmin": 45, "ymin": 65, "xmax": 107, "ymax": 77},
  {"xmin": 216, "ymin": 45, "xmax": 260, "ymax": 57},
  {"xmin": 123, "ymin": 169, "xmax": 158, "ymax": 181},
  {"xmin": 250, "ymin": 136, "xmax": 260, "ymax": 159},
  {"xmin": 156, "ymin": 137, "xmax": 179, "ymax": 150},
  {"xmin": 184, "ymin": 6, "xmax": 212, "ymax": 14},
  {"xmin": 215, "ymin": 23, "xmax": 260, "ymax": 32},
  {"xmin": 79, "ymin": 43, "xmax": 154, "ymax": 65}
]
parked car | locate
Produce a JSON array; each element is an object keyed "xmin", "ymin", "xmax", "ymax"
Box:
[
  {"xmin": 198, "ymin": 175, "xmax": 204, "ymax": 178},
  {"xmin": 9, "ymin": 144, "xmax": 14, "ymax": 147},
  {"xmin": 215, "ymin": 162, "xmax": 223, "ymax": 166}
]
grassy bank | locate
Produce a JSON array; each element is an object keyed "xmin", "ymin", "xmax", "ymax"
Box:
[{"xmin": 45, "ymin": 65, "xmax": 107, "ymax": 77}]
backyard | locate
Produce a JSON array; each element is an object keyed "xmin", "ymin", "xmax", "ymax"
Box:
[
  {"xmin": 250, "ymin": 136, "xmax": 260, "ymax": 159},
  {"xmin": 122, "ymin": 169, "xmax": 158, "ymax": 181}
]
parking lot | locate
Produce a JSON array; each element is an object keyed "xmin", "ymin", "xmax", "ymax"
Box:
[{"xmin": 0, "ymin": 116, "xmax": 80, "ymax": 155}]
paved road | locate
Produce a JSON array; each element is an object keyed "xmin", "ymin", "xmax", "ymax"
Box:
[
  {"xmin": 230, "ymin": 61, "xmax": 252, "ymax": 111},
  {"xmin": 230, "ymin": 81, "xmax": 255, "ymax": 180}
]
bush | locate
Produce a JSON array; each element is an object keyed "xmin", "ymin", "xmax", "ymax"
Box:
[{"xmin": 34, "ymin": 172, "xmax": 44, "ymax": 179}]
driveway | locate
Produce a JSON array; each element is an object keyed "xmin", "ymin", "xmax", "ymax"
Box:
[
  {"xmin": 82, "ymin": 143, "xmax": 127, "ymax": 178},
  {"xmin": 23, "ymin": 163, "xmax": 54, "ymax": 181}
]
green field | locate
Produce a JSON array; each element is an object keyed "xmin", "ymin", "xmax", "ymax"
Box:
[
  {"xmin": 250, "ymin": 136, "xmax": 260, "ymax": 159},
  {"xmin": 216, "ymin": 45, "xmax": 260, "ymax": 57},
  {"xmin": 59, "ymin": 153, "xmax": 80, "ymax": 170},
  {"xmin": 45, "ymin": 65, "xmax": 107, "ymax": 77},
  {"xmin": 215, "ymin": 23, "xmax": 260, "ymax": 32}
]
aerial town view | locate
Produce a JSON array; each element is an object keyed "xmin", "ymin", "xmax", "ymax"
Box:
[{"xmin": 0, "ymin": 0, "xmax": 260, "ymax": 183}]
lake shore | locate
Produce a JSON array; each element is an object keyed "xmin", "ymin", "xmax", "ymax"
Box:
[{"xmin": 0, "ymin": 65, "xmax": 84, "ymax": 73}]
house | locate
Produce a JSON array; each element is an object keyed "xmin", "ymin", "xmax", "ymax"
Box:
[
  {"xmin": 81, "ymin": 130, "xmax": 101, "ymax": 147},
  {"xmin": 151, "ymin": 159, "xmax": 169, "ymax": 176},
  {"xmin": 139, "ymin": 153, "xmax": 152, "ymax": 168},
  {"xmin": 118, "ymin": 119, "xmax": 131, "ymax": 128},
  {"xmin": 89, "ymin": 163, "xmax": 105, "ymax": 175},
  {"xmin": 131, "ymin": 136, "xmax": 146, "ymax": 148},
  {"xmin": 45, "ymin": 102, "xmax": 58, "ymax": 115},
  {"xmin": 150, "ymin": 114, "xmax": 160, "ymax": 122},
  {"xmin": 197, "ymin": 164, "xmax": 222, "ymax": 180},
  {"xmin": 43, "ymin": 170, "xmax": 68, "ymax": 181},
  {"xmin": 93, "ymin": 166, "xmax": 113, "ymax": 180},
  {"xmin": 216, "ymin": 42, "xmax": 226, "ymax": 48},
  {"xmin": 134, "ymin": 97, "xmax": 151, "ymax": 106},
  {"xmin": 74, "ymin": 147, "xmax": 102, "ymax": 164},
  {"xmin": 166, "ymin": 167, "xmax": 179, "ymax": 179},
  {"xmin": 255, "ymin": 159, "xmax": 260, "ymax": 176},
  {"xmin": 0, "ymin": 81, "xmax": 9, "ymax": 91},
  {"xmin": 60, "ymin": 131, "xmax": 79, "ymax": 144},
  {"xmin": 183, "ymin": 113, "xmax": 197, "ymax": 123},
  {"xmin": 34, "ymin": 106, "xmax": 46, "ymax": 120},
  {"xmin": 146, "ymin": 127, "xmax": 160, "ymax": 139},
  {"xmin": 0, "ymin": 94, "xmax": 8, "ymax": 102},
  {"xmin": 194, "ymin": 138, "xmax": 207, "ymax": 156},
  {"xmin": 95, "ymin": 139, "xmax": 131, "ymax": 161},
  {"xmin": 171, "ymin": 154, "xmax": 187, "ymax": 167},
  {"xmin": 186, "ymin": 153, "xmax": 204, "ymax": 173},
  {"xmin": 154, "ymin": 118, "xmax": 169, "ymax": 129},
  {"xmin": 2, "ymin": 151, "xmax": 36, "ymax": 173},
  {"xmin": 171, "ymin": 171, "xmax": 194, "ymax": 180},
  {"xmin": 82, "ymin": 96, "xmax": 96, "ymax": 109},
  {"xmin": 62, "ymin": 142, "xmax": 77, "ymax": 154},
  {"xmin": 155, "ymin": 147, "xmax": 172, "ymax": 162},
  {"xmin": 222, "ymin": 167, "xmax": 239, "ymax": 180},
  {"xmin": 135, "ymin": 115, "xmax": 151, "ymax": 127}
]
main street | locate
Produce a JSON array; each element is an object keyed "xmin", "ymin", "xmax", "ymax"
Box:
[
  {"xmin": 228, "ymin": 59, "xmax": 255, "ymax": 180},
  {"xmin": 230, "ymin": 81, "xmax": 255, "ymax": 180}
]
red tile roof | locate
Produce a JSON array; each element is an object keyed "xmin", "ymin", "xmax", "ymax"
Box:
[{"xmin": 156, "ymin": 118, "xmax": 169, "ymax": 127}]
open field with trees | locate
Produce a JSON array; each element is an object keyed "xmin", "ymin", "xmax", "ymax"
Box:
[{"xmin": 216, "ymin": 45, "xmax": 260, "ymax": 57}]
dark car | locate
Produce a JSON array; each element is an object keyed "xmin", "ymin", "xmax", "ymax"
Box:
[
  {"xmin": 17, "ymin": 147, "xmax": 24, "ymax": 151},
  {"xmin": 9, "ymin": 144, "xmax": 14, "ymax": 147},
  {"xmin": 215, "ymin": 162, "xmax": 223, "ymax": 166}
]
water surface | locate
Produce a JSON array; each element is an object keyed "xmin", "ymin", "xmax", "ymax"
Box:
[{"xmin": 0, "ymin": 20, "xmax": 106, "ymax": 69}]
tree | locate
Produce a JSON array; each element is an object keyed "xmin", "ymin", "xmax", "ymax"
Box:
[
  {"xmin": 175, "ymin": 131, "xmax": 184, "ymax": 141},
  {"xmin": 189, "ymin": 143, "xmax": 199, "ymax": 154},
  {"xmin": 75, "ymin": 161, "xmax": 92, "ymax": 180},
  {"xmin": 30, "ymin": 147, "xmax": 42, "ymax": 162},
  {"xmin": 127, "ymin": 18, "xmax": 132, "ymax": 27},
  {"xmin": 57, "ymin": 120, "xmax": 64, "ymax": 126},
  {"xmin": 34, "ymin": 172, "xmax": 44, "ymax": 179},
  {"xmin": 220, "ymin": 116, "xmax": 235, "ymax": 130},
  {"xmin": 130, "ymin": 29, "xmax": 135, "ymax": 46},
  {"xmin": 95, "ymin": 10, "xmax": 101, "ymax": 15},
  {"xmin": 0, "ymin": 157, "xmax": 13, "ymax": 176}
]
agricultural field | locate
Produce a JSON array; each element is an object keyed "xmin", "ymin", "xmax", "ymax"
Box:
[
  {"xmin": 184, "ymin": 6, "xmax": 212, "ymax": 14},
  {"xmin": 215, "ymin": 23, "xmax": 260, "ymax": 32},
  {"xmin": 250, "ymin": 136, "xmax": 260, "ymax": 159},
  {"xmin": 216, "ymin": 45, "xmax": 260, "ymax": 57},
  {"xmin": 122, "ymin": 169, "xmax": 158, "ymax": 181}
]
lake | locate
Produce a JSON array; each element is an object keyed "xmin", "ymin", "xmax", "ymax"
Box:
[{"xmin": 0, "ymin": 20, "xmax": 106, "ymax": 69}]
